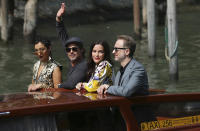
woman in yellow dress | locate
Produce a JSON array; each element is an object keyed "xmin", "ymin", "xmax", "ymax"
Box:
[{"xmin": 76, "ymin": 40, "xmax": 114, "ymax": 92}]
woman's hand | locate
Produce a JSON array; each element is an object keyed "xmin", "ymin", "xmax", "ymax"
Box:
[
  {"xmin": 28, "ymin": 84, "xmax": 42, "ymax": 92},
  {"xmin": 76, "ymin": 82, "xmax": 83, "ymax": 90},
  {"xmin": 76, "ymin": 82, "xmax": 86, "ymax": 90}
]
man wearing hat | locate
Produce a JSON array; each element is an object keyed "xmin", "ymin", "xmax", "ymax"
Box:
[{"xmin": 56, "ymin": 3, "xmax": 87, "ymax": 89}]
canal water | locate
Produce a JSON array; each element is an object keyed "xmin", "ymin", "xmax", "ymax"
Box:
[{"xmin": 0, "ymin": 5, "xmax": 200, "ymax": 94}]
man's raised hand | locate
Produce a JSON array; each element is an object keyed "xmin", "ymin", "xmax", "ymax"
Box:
[{"xmin": 56, "ymin": 3, "xmax": 66, "ymax": 21}]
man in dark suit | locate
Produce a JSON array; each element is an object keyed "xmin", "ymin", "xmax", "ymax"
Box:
[{"xmin": 97, "ymin": 35, "xmax": 149, "ymax": 96}]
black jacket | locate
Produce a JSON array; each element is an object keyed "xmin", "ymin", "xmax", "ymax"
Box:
[{"xmin": 56, "ymin": 21, "xmax": 87, "ymax": 89}]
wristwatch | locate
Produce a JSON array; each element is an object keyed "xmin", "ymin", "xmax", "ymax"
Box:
[{"xmin": 58, "ymin": 84, "xmax": 61, "ymax": 88}]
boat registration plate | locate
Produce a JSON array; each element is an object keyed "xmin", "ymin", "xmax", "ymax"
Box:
[{"xmin": 141, "ymin": 115, "xmax": 200, "ymax": 131}]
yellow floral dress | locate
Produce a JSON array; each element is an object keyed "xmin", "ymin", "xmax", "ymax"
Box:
[{"xmin": 84, "ymin": 60, "xmax": 113, "ymax": 92}]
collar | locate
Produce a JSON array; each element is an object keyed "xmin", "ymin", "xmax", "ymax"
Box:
[{"xmin": 120, "ymin": 60, "xmax": 131, "ymax": 74}]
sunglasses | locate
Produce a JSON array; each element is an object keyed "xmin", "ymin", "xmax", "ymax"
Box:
[
  {"xmin": 33, "ymin": 48, "xmax": 47, "ymax": 54},
  {"xmin": 66, "ymin": 47, "xmax": 79, "ymax": 52},
  {"xmin": 113, "ymin": 47, "xmax": 128, "ymax": 52}
]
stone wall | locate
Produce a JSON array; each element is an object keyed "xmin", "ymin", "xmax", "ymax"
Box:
[{"xmin": 13, "ymin": 0, "xmax": 133, "ymax": 19}]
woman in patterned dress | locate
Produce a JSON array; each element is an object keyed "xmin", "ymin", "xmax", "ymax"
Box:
[
  {"xmin": 76, "ymin": 40, "xmax": 114, "ymax": 92},
  {"xmin": 28, "ymin": 39, "xmax": 62, "ymax": 92}
]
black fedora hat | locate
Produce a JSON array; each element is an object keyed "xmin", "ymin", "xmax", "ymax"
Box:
[{"xmin": 65, "ymin": 37, "xmax": 83, "ymax": 49}]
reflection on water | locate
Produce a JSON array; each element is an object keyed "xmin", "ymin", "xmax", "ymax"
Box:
[{"xmin": 0, "ymin": 6, "xmax": 200, "ymax": 94}]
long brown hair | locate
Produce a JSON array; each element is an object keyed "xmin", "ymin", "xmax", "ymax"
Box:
[{"xmin": 86, "ymin": 40, "xmax": 112, "ymax": 80}]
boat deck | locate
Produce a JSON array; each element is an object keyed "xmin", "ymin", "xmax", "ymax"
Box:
[{"xmin": 0, "ymin": 88, "xmax": 200, "ymax": 131}]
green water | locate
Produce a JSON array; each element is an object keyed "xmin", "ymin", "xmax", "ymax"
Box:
[{"xmin": 0, "ymin": 6, "xmax": 200, "ymax": 94}]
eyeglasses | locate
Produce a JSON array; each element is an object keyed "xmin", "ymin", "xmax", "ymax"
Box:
[
  {"xmin": 113, "ymin": 47, "xmax": 128, "ymax": 52},
  {"xmin": 33, "ymin": 48, "xmax": 46, "ymax": 54},
  {"xmin": 66, "ymin": 47, "xmax": 79, "ymax": 52}
]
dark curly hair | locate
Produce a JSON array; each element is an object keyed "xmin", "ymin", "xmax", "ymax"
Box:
[
  {"xmin": 34, "ymin": 37, "xmax": 62, "ymax": 70},
  {"xmin": 34, "ymin": 38, "xmax": 52, "ymax": 58},
  {"xmin": 34, "ymin": 38, "xmax": 51, "ymax": 49}
]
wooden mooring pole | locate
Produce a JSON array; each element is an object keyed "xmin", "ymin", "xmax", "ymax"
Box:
[
  {"xmin": 1, "ymin": 0, "xmax": 9, "ymax": 42},
  {"xmin": 167, "ymin": 0, "xmax": 178, "ymax": 81},
  {"xmin": 23, "ymin": 0, "xmax": 38, "ymax": 43},
  {"xmin": 142, "ymin": 0, "xmax": 147, "ymax": 26},
  {"xmin": 133, "ymin": 0, "xmax": 141, "ymax": 39},
  {"xmin": 147, "ymin": 0, "xmax": 156, "ymax": 57}
]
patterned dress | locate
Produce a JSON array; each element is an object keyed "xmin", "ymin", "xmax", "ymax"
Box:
[
  {"xmin": 84, "ymin": 60, "xmax": 113, "ymax": 92},
  {"xmin": 32, "ymin": 57, "xmax": 61, "ymax": 88}
]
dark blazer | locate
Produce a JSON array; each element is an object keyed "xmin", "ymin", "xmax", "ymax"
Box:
[
  {"xmin": 107, "ymin": 58, "xmax": 149, "ymax": 97},
  {"xmin": 56, "ymin": 21, "xmax": 87, "ymax": 89}
]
